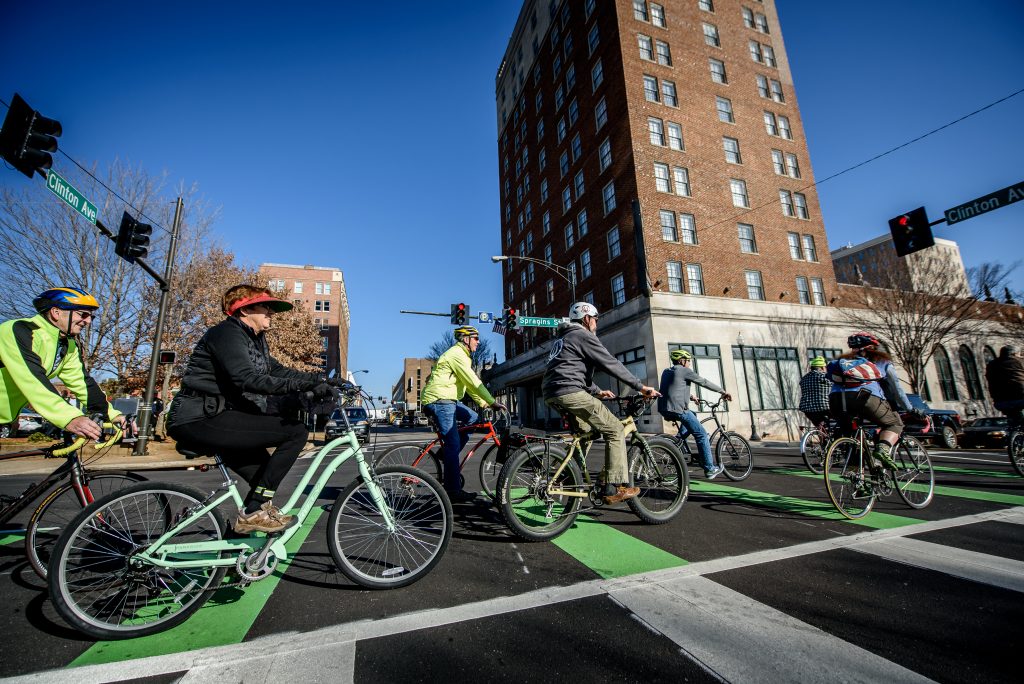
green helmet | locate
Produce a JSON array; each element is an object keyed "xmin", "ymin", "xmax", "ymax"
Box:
[
  {"xmin": 670, "ymin": 349, "xmax": 693, "ymax": 362},
  {"xmin": 809, "ymin": 356, "xmax": 826, "ymax": 368}
]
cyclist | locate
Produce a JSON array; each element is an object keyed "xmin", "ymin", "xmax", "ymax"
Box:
[
  {"xmin": 658, "ymin": 349, "xmax": 732, "ymax": 479},
  {"xmin": 420, "ymin": 325, "xmax": 504, "ymax": 502},
  {"xmin": 799, "ymin": 356, "xmax": 831, "ymax": 428},
  {"xmin": 829, "ymin": 333, "xmax": 913, "ymax": 470},
  {"xmin": 0, "ymin": 287, "xmax": 126, "ymax": 441},
  {"xmin": 167, "ymin": 284, "xmax": 340, "ymax": 534},
  {"xmin": 542, "ymin": 302, "xmax": 660, "ymax": 504},
  {"xmin": 985, "ymin": 345, "xmax": 1024, "ymax": 427}
]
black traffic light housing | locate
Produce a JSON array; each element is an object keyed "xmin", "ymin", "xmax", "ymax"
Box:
[
  {"xmin": 0, "ymin": 93, "xmax": 62, "ymax": 179},
  {"xmin": 888, "ymin": 206, "xmax": 934, "ymax": 257},
  {"xmin": 114, "ymin": 211, "xmax": 153, "ymax": 261},
  {"xmin": 158, "ymin": 350, "xmax": 177, "ymax": 364},
  {"xmin": 503, "ymin": 306, "xmax": 518, "ymax": 330},
  {"xmin": 451, "ymin": 302, "xmax": 469, "ymax": 325}
]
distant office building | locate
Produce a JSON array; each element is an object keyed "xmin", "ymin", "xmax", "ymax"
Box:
[
  {"xmin": 392, "ymin": 358, "xmax": 435, "ymax": 411},
  {"xmin": 259, "ymin": 263, "xmax": 350, "ymax": 378},
  {"xmin": 831, "ymin": 235, "xmax": 971, "ymax": 295}
]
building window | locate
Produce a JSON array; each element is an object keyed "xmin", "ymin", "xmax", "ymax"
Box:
[
  {"xmin": 794, "ymin": 192, "xmax": 809, "ymax": 219},
  {"xmin": 959, "ymin": 345, "xmax": 984, "ymax": 400},
  {"xmin": 785, "ymin": 153, "xmax": 800, "ymax": 178},
  {"xmin": 555, "ymin": 83, "xmax": 565, "ymax": 109},
  {"xmin": 568, "ymin": 98, "xmax": 579, "ymax": 125},
  {"xmin": 633, "ymin": 0, "xmax": 649, "ymax": 21},
  {"xmin": 638, "ymin": 34, "xmax": 654, "ymax": 60},
  {"xmin": 667, "ymin": 261, "xmax": 683, "ymax": 293},
  {"xmin": 796, "ymin": 276, "xmax": 810, "ymax": 304},
  {"xmin": 738, "ymin": 223, "xmax": 757, "ymax": 253},
  {"xmin": 763, "ymin": 45, "xmax": 776, "ymax": 67},
  {"xmin": 602, "ymin": 181, "xmax": 617, "ymax": 215},
  {"xmin": 611, "ymin": 274, "xmax": 626, "ymax": 306},
  {"xmin": 588, "ymin": 24, "xmax": 600, "ymax": 54},
  {"xmin": 559, "ymin": 150, "xmax": 569, "ymax": 177},
  {"xmin": 607, "ymin": 226, "xmax": 621, "ymax": 259},
  {"xmin": 655, "ymin": 40, "xmax": 672, "ymax": 66},
  {"xmin": 520, "ymin": 270, "xmax": 527, "ymax": 291},
  {"xmin": 756, "ymin": 12, "xmax": 770, "ymax": 34},
  {"xmin": 730, "ymin": 179, "xmax": 749, "ymax": 208},
  {"xmin": 574, "ymin": 170, "xmax": 585, "ymax": 198},
  {"xmin": 557, "ymin": 117, "xmax": 566, "ymax": 142},
  {"xmin": 764, "ymin": 111, "xmax": 779, "ymax": 136},
  {"xmin": 294, "ymin": 281, "xmax": 303, "ymax": 293},
  {"xmin": 661, "ymin": 79, "xmax": 678, "ymax": 106},
  {"xmin": 745, "ymin": 270, "xmax": 764, "ymax": 300},
  {"xmin": 770, "ymin": 79, "xmax": 785, "ymax": 102},
  {"xmin": 934, "ymin": 345, "xmax": 960, "ymax": 401},
  {"xmin": 709, "ymin": 58, "xmax": 727, "ymax": 84},
  {"xmin": 703, "ymin": 23, "xmax": 720, "ymax": 47},
  {"xmin": 566, "ymin": 63, "xmax": 576, "ymax": 90},
  {"xmin": 748, "ymin": 39, "xmax": 761, "ymax": 63},
  {"xmin": 650, "ymin": 3, "xmax": 665, "ymax": 27},
  {"xmin": 577, "ymin": 208, "xmax": 589, "ymax": 236},
  {"xmin": 540, "ymin": 179, "xmax": 549, "ymax": 203},
  {"xmin": 546, "ymin": 278, "xmax": 555, "ymax": 304},
  {"xmin": 679, "ymin": 213, "xmax": 697, "ymax": 244},
  {"xmin": 660, "ymin": 210, "xmax": 677, "ymax": 241},
  {"xmin": 643, "ymin": 75, "xmax": 660, "ymax": 102},
  {"xmin": 667, "ymin": 122, "xmax": 684, "ymax": 150},
  {"xmin": 562, "ymin": 186, "xmax": 572, "ymax": 213},
  {"xmin": 716, "ymin": 96, "xmax": 734, "ymax": 123},
  {"xmin": 592, "ymin": 60, "xmax": 604, "ymax": 90},
  {"xmin": 686, "ymin": 263, "xmax": 704, "ymax": 294},
  {"xmin": 723, "ymin": 136, "xmax": 742, "ymax": 164},
  {"xmin": 732, "ymin": 345, "xmax": 800, "ymax": 411},
  {"xmin": 810, "ymin": 278, "xmax": 825, "ymax": 305},
  {"xmin": 742, "ymin": 6, "xmax": 755, "ymax": 28},
  {"xmin": 801, "ymin": 234, "xmax": 817, "ymax": 261},
  {"xmin": 664, "ymin": 166, "xmax": 687, "ymax": 196},
  {"xmin": 772, "ymin": 149, "xmax": 785, "ymax": 175},
  {"xmin": 544, "ymin": 243, "xmax": 553, "ymax": 262},
  {"xmin": 699, "ymin": 0, "xmax": 714, "ymax": 11},
  {"xmin": 654, "ymin": 163, "xmax": 671, "ymax": 192},
  {"xmin": 778, "ymin": 115, "xmax": 792, "ymax": 139},
  {"xmin": 648, "ymin": 117, "xmax": 665, "ymax": 145},
  {"xmin": 599, "ymin": 138, "xmax": 612, "ymax": 171},
  {"xmin": 539, "ymin": 147, "xmax": 547, "ymax": 171},
  {"xmin": 787, "ymin": 232, "xmax": 802, "ymax": 260},
  {"xmin": 581, "ymin": 249, "xmax": 592, "ymax": 278},
  {"xmin": 757, "ymin": 74, "xmax": 770, "ymax": 98},
  {"xmin": 542, "ymin": 210, "xmax": 551, "ymax": 235},
  {"xmin": 595, "ymin": 98, "xmax": 608, "ymax": 130}
]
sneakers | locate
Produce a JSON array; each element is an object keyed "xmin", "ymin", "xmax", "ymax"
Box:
[
  {"xmin": 234, "ymin": 502, "xmax": 296, "ymax": 534},
  {"xmin": 602, "ymin": 485, "xmax": 640, "ymax": 504},
  {"xmin": 873, "ymin": 445, "xmax": 898, "ymax": 470},
  {"xmin": 446, "ymin": 490, "xmax": 479, "ymax": 504},
  {"xmin": 704, "ymin": 465, "xmax": 725, "ymax": 480}
]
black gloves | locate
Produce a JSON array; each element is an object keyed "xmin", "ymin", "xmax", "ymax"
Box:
[
  {"xmin": 310, "ymin": 383, "xmax": 336, "ymax": 400},
  {"xmin": 327, "ymin": 377, "xmax": 356, "ymax": 391}
]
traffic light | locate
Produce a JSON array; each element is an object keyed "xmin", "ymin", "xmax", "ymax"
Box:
[
  {"xmin": 0, "ymin": 93, "xmax": 62, "ymax": 179},
  {"xmin": 888, "ymin": 206, "xmax": 934, "ymax": 257},
  {"xmin": 503, "ymin": 306, "xmax": 518, "ymax": 330},
  {"xmin": 450, "ymin": 302, "xmax": 469, "ymax": 325},
  {"xmin": 114, "ymin": 211, "xmax": 153, "ymax": 261},
  {"xmin": 158, "ymin": 350, "xmax": 177, "ymax": 364}
]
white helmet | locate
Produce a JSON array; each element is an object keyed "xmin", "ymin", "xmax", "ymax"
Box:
[{"xmin": 568, "ymin": 302, "xmax": 599, "ymax": 320}]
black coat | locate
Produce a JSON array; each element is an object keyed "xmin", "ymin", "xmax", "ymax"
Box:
[{"xmin": 986, "ymin": 356, "xmax": 1024, "ymax": 404}]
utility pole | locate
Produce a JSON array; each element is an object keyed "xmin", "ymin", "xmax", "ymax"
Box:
[{"xmin": 134, "ymin": 197, "xmax": 182, "ymax": 455}]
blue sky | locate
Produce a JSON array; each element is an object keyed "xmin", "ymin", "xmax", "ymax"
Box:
[{"xmin": 2, "ymin": 1, "xmax": 1022, "ymax": 401}]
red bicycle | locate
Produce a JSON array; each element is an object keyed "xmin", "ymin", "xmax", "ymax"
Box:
[{"xmin": 374, "ymin": 408, "xmax": 525, "ymax": 500}]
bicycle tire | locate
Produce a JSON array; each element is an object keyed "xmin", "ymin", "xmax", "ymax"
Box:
[
  {"xmin": 717, "ymin": 432, "xmax": 753, "ymax": 481},
  {"xmin": 49, "ymin": 482, "xmax": 226, "ymax": 640},
  {"xmin": 626, "ymin": 436, "xmax": 688, "ymax": 524},
  {"xmin": 892, "ymin": 436, "xmax": 934, "ymax": 509},
  {"xmin": 800, "ymin": 429, "xmax": 826, "ymax": 475},
  {"xmin": 1010, "ymin": 431, "xmax": 1024, "ymax": 477},
  {"xmin": 374, "ymin": 443, "xmax": 443, "ymax": 482},
  {"xmin": 328, "ymin": 465, "xmax": 452, "ymax": 589},
  {"xmin": 824, "ymin": 437, "xmax": 876, "ymax": 519},
  {"xmin": 498, "ymin": 444, "xmax": 582, "ymax": 542},
  {"xmin": 26, "ymin": 470, "xmax": 146, "ymax": 579},
  {"xmin": 478, "ymin": 443, "xmax": 503, "ymax": 501}
]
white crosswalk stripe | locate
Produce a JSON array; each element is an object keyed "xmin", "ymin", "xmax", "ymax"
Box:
[{"xmin": 852, "ymin": 537, "xmax": 1024, "ymax": 593}]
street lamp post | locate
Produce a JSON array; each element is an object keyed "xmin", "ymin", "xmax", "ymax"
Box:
[
  {"xmin": 491, "ymin": 255, "xmax": 576, "ymax": 304},
  {"xmin": 736, "ymin": 333, "xmax": 761, "ymax": 441}
]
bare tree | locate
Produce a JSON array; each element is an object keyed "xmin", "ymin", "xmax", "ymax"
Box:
[
  {"xmin": 837, "ymin": 254, "xmax": 997, "ymax": 393},
  {"xmin": 967, "ymin": 261, "xmax": 1020, "ymax": 302},
  {"xmin": 428, "ymin": 330, "xmax": 494, "ymax": 372}
]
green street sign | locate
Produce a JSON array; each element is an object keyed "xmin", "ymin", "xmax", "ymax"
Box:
[
  {"xmin": 46, "ymin": 171, "xmax": 97, "ymax": 224},
  {"xmin": 519, "ymin": 316, "xmax": 564, "ymax": 328}
]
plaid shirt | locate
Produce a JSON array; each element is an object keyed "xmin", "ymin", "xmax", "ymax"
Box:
[{"xmin": 799, "ymin": 370, "xmax": 831, "ymax": 413}]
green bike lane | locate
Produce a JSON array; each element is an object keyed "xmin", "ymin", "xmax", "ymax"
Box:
[{"xmin": 13, "ymin": 452, "xmax": 1019, "ymax": 673}]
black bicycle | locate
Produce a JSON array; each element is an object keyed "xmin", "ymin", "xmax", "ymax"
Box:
[
  {"xmin": 662, "ymin": 397, "xmax": 753, "ymax": 481},
  {"xmin": 1008, "ymin": 412, "xmax": 1024, "ymax": 477},
  {"xmin": 0, "ymin": 416, "xmax": 142, "ymax": 578}
]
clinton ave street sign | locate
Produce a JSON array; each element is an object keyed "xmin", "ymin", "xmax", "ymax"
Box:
[
  {"xmin": 46, "ymin": 171, "xmax": 98, "ymax": 224},
  {"xmin": 944, "ymin": 180, "xmax": 1024, "ymax": 225}
]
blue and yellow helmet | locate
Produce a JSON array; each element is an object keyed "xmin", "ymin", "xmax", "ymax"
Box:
[{"xmin": 33, "ymin": 287, "xmax": 100, "ymax": 313}]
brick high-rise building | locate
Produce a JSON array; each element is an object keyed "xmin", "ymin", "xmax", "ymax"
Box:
[
  {"xmin": 392, "ymin": 358, "xmax": 435, "ymax": 413},
  {"xmin": 259, "ymin": 263, "xmax": 350, "ymax": 378},
  {"xmin": 488, "ymin": 0, "xmax": 846, "ymax": 435}
]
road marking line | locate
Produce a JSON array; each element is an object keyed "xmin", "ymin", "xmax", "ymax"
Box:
[
  {"xmin": 19, "ymin": 507, "xmax": 1020, "ymax": 684},
  {"xmin": 852, "ymin": 537, "xmax": 1024, "ymax": 593}
]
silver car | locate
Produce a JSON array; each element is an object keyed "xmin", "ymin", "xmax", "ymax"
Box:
[{"xmin": 325, "ymin": 407, "xmax": 370, "ymax": 443}]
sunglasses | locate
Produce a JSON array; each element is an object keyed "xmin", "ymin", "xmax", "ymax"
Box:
[{"xmin": 72, "ymin": 310, "xmax": 96, "ymax": 320}]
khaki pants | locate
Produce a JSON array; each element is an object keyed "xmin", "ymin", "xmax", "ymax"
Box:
[{"xmin": 545, "ymin": 391, "xmax": 628, "ymax": 483}]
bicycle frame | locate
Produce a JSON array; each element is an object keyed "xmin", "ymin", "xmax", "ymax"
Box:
[
  {"xmin": 137, "ymin": 428, "xmax": 392, "ymax": 571},
  {"xmin": 412, "ymin": 420, "xmax": 501, "ymax": 470},
  {"xmin": 545, "ymin": 414, "xmax": 640, "ymax": 498}
]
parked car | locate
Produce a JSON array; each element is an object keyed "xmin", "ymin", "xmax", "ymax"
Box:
[
  {"xmin": 16, "ymin": 410, "xmax": 45, "ymax": 436},
  {"xmin": 325, "ymin": 406, "xmax": 370, "ymax": 443},
  {"xmin": 903, "ymin": 394, "xmax": 963, "ymax": 449},
  {"xmin": 0, "ymin": 416, "xmax": 18, "ymax": 438},
  {"xmin": 959, "ymin": 416, "xmax": 1010, "ymax": 449}
]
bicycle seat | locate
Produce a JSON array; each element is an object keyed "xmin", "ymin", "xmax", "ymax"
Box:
[{"xmin": 175, "ymin": 441, "xmax": 214, "ymax": 460}]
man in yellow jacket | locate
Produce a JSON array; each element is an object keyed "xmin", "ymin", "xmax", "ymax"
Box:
[
  {"xmin": 0, "ymin": 287, "xmax": 125, "ymax": 441},
  {"xmin": 420, "ymin": 325, "xmax": 504, "ymax": 501}
]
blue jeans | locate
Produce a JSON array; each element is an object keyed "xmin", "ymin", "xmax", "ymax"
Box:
[
  {"xmin": 665, "ymin": 410, "xmax": 715, "ymax": 473},
  {"xmin": 423, "ymin": 401, "xmax": 478, "ymax": 491}
]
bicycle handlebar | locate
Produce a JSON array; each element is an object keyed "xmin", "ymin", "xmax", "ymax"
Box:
[{"xmin": 51, "ymin": 421, "xmax": 123, "ymax": 457}]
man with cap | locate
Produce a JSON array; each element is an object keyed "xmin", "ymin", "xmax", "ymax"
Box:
[
  {"xmin": 658, "ymin": 349, "xmax": 732, "ymax": 479},
  {"xmin": 799, "ymin": 356, "xmax": 832, "ymax": 429},
  {"xmin": 985, "ymin": 345, "xmax": 1024, "ymax": 427}
]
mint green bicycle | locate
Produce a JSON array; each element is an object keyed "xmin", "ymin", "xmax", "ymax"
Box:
[{"xmin": 47, "ymin": 388, "xmax": 453, "ymax": 640}]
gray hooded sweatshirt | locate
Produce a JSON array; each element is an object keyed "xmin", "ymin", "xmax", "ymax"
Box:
[
  {"xmin": 541, "ymin": 322, "xmax": 644, "ymax": 400},
  {"xmin": 657, "ymin": 364, "xmax": 725, "ymax": 415}
]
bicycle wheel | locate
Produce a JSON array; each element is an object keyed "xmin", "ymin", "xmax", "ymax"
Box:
[
  {"xmin": 716, "ymin": 432, "xmax": 753, "ymax": 481},
  {"xmin": 498, "ymin": 445, "xmax": 582, "ymax": 542},
  {"xmin": 26, "ymin": 470, "xmax": 147, "ymax": 580},
  {"xmin": 1010, "ymin": 431, "xmax": 1024, "ymax": 477},
  {"xmin": 478, "ymin": 443, "xmax": 503, "ymax": 501},
  {"xmin": 49, "ymin": 482, "xmax": 227, "ymax": 640},
  {"xmin": 824, "ymin": 438, "xmax": 876, "ymax": 519},
  {"xmin": 626, "ymin": 436, "xmax": 688, "ymax": 524},
  {"xmin": 800, "ymin": 429, "xmax": 826, "ymax": 474},
  {"xmin": 892, "ymin": 436, "xmax": 934, "ymax": 509},
  {"xmin": 328, "ymin": 465, "xmax": 452, "ymax": 589},
  {"xmin": 374, "ymin": 443, "xmax": 443, "ymax": 482}
]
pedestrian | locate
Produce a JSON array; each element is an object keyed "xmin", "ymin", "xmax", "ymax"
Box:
[
  {"xmin": 658, "ymin": 349, "xmax": 732, "ymax": 479},
  {"xmin": 151, "ymin": 393, "xmax": 165, "ymax": 441},
  {"xmin": 798, "ymin": 357, "xmax": 831, "ymax": 428},
  {"xmin": 985, "ymin": 345, "xmax": 1024, "ymax": 426}
]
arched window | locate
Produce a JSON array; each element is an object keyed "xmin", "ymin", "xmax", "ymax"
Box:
[
  {"xmin": 983, "ymin": 345, "xmax": 996, "ymax": 366},
  {"xmin": 958, "ymin": 345, "xmax": 983, "ymax": 400},
  {"xmin": 933, "ymin": 345, "xmax": 959, "ymax": 401}
]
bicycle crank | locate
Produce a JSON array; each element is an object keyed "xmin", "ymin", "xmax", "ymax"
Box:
[{"xmin": 235, "ymin": 545, "xmax": 279, "ymax": 583}]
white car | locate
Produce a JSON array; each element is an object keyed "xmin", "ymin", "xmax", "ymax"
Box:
[{"xmin": 16, "ymin": 411, "xmax": 45, "ymax": 435}]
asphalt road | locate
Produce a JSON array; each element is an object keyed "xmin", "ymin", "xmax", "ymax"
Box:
[{"xmin": 0, "ymin": 435, "xmax": 1021, "ymax": 683}]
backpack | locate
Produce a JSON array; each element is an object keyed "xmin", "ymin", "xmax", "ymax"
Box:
[{"xmin": 826, "ymin": 357, "xmax": 883, "ymax": 388}]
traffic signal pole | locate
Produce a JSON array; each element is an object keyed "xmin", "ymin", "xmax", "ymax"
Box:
[{"xmin": 133, "ymin": 197, "xmax": 182, "ymax": 455}]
